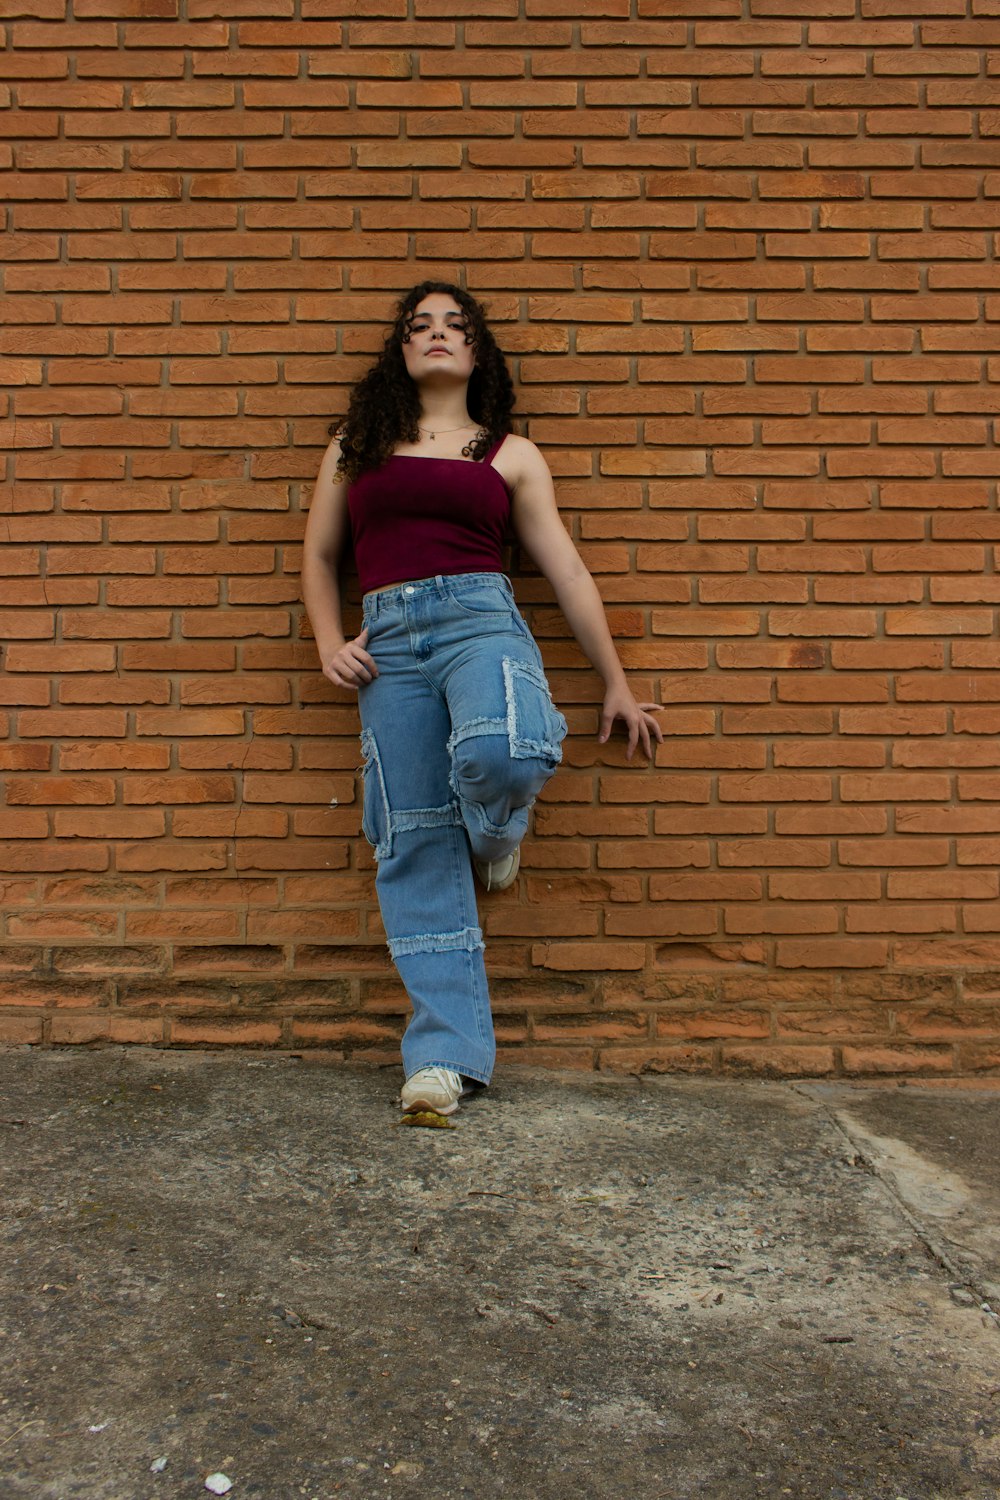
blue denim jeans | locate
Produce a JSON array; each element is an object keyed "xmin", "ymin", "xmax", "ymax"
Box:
[{"xmin": 358, "ymin": 573, "xmax": 568, "ymax": 1085}]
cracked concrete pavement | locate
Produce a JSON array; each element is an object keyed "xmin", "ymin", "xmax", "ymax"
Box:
[{"xmin": 1, "ymin": 1047, "xmax": 998, "ymax": 1500}]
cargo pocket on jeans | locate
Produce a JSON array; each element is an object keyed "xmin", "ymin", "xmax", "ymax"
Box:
[
  {"xmin": 503, "ymin": 656, "xmax": 568, "ymax": 766},
  {"xmin": 360, "ymin": 726, "xmax": 392, "ymax": 860}
]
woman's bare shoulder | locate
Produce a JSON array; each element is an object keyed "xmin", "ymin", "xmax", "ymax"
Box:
[
  {"xmin": 496, "ymin": 431, "xmax": 538, "ymax": 458},
  {"xmin": 309, "ymin": 433, "xmax": 349, "ymax": 515},
  {"xmin": 494, "ymin": 432, "xmax": 549, "ymax": 484}
]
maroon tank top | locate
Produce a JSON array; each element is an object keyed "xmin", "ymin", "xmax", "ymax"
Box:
[{"xmin": 347, "ymin": 437, "xmax": 512, "ymax": 595}]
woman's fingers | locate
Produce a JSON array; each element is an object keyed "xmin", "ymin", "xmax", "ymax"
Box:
[
  {"xmin": 352, "ymin": 627, "xmax": 378, "ymax": 677},
  {"xmin": 326, "ymin": 631, "xmax": 378, "ymax": 688},
  {"xmin": 609, "ymin": 703, "xmax": 664, "ymax": 760},
  {"xmin": 638, "ymin": 703, "xmax": 665, "ymax": 746},
  {"xmin": 600, "ymin": 697, "xmax": 664, "ymax": 758},
  {"xmin": 347, "ymin": 649, "xmax": 378, "ymax": 681}
]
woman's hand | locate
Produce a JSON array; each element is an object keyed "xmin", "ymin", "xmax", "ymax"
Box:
[
  {"xmin": 321, "ymin": 628, "xmax": 378, "ymax": 690},
  {"xmin": 598, "ymin": 684, "xmax": 664, "ymax": 761}
]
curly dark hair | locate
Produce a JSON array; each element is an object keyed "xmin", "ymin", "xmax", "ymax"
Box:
[{"xmin": 332, "ymin": 281, "xmax": 516, "ymax": 484}]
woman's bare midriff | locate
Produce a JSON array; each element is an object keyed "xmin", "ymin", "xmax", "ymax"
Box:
[{"xmin": 364, "ymin": 573, "xmax": 441, "ymax": 598}]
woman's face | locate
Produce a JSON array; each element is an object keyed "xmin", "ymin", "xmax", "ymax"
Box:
[{"xmin": 401, "ymin": 293, "xmax": 477, "ymax": 387}]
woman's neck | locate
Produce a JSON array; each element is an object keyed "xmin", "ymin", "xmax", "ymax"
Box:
[{"xmin": 417, "ymin": 393, "xmax": 473, "ymax": 433}]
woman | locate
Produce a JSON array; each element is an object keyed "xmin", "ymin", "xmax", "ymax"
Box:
[{"xmin": 303, "ymin": 281, "xmax": 662, "ymax": 1118}]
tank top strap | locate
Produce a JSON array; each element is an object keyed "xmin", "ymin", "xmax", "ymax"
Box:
[{"xmin": 483, "ymin": 433, "xmax": 509, "ymax": 464}]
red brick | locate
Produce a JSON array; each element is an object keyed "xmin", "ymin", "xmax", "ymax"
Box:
[
  {"xmin": 0, "ymin": 810, "xmax": 48, "ymax": 838},
  {"xmin": 62, "ymin": 610, "xmax": 170, "ymax": 639},
  {"xmin": 654, "ymin": 1009, "xmax": 771, "ymax": 1041},
  {"xmin": 598, "ymin": 1045, "xmax": 716, "ymax": 1075},
  {"xmin": 769, "ymin": 872, "xmax": 880, "ymax": 900},
  {"xmin": 720, "ymin": 1045, "xmax": 836, "ymax": 1077},
  {"xmin": 531, "ymin": 942, "xmax": 645, "ymax": 971},
  {"xmin": 54, "ymin": 810, "xmax": 166, "ymax": 839},
  {"xmin": 841, "ymin": 707, "xmax": 947, "ymax": 736},
  {"xmin": 597, "ymin": 838, "xmax": 711, "ymax": 868},
  {"xmin": 0, "ymin": 846, "xmax": 108, "ymax": 876},
  {"xmin": 133, "ymin": 709, "xmax": 245, "ymax": 737},
  {"xmin": 833, "ymin": 640, "xmax": 944, "ymax": 670},
  {"xmin": 18, "ymin": 709, "xmax": 128, "ymax": 738},
  {"xmin": 177, "ymin": 809, "xmax": 286, "ymax": 838},
  {"xmin": 0, "ymin": 1016, "xmax": 45, "ymax": 1043},
  {"xmin": 234, "ymin": 840, "xmax": 349, "ymax": 871},
  {"xmin": 841, "ymin": 1045, "xmax": 953, "ymax": 1075},
  {"xmin": 848, "ymin": 906, "xmax": 956, "ymax": 934},
  {"xmin": 8, "ymin": 909, "xmax": 120, "ymax": 941},
  {"xmin": 774, "ymin": 808, "xmax": 886, "ymax": 836},
  {"xmin": 7, "ymin": 777, "xmax": 115, "ymax": 805},
  {"xmin": 773, "ymin": 744, "xmax": 881, "ymax": 768},
  {"xmin": 841, "ymin": 772, "xmax": 950, "ymax": 802},
  {"xmin": 888, "ymin": 871, "xmax": 997, "ymax": 900},
  {"xmin": 723, "ymin": 707, "xmax": 834, "ymax": 735},
  {"xmin": 718, "ymin": 839, "xmax": 831, "ymax": 868},
  {"xmin": 649, "ymin": 874, "xmax": 761, "ymax": 901},
  {"xmin": 169, "ymin": 1019, "xmax": 284, "ymax": 1046},
  {"xmin": 769, "ymin": 608, "xmax": 877, "ymax": 637},
  {"xmin": 897, "ymin": 742, "xmax": 1000, "ymax": 769},
  {"xmin": 118, "ymin": 843, "xmax": 229, "ymax": 872},
  {"xmin": 61, "ymin": 744, "xmax": 170, "ymax": 771},
  {"xmin": 122, "ymin": 644, "xmax": 236, "ymax": 671},
  {"xmin": 126, "ymin": 910, "xmax": 242, "ymax": 941},
  {"xmin": 840, "ymin": 838, "xmax": 948, "ymax": 866},
  {"xmin": 179, "ymin": 744, "xmax": 292, "ymax": 773},
  {"xmin": 122, "ymin": 775, "xmax": 235, "ymax": 804},
  {"xmin": 776, "ymin": 939, "xmax": 889, "ymax": 969}
]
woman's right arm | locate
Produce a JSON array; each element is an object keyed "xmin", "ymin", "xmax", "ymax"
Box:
[{"xmin": 301, "ymin": 439, "xmax": 378, "ymax": 689}]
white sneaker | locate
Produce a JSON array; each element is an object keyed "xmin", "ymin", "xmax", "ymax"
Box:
[
  {"xmin": 400, "ymin": 1066, "xmax": 463, "ymax": 1116},
  {"xmin": 473, "ymin": 846, "xmax": 520, "ymax": 893}
]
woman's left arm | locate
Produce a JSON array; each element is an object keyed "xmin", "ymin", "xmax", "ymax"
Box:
[{"xmin": 507, "ymin": 437, "xmax": 664, "ymax": 761}]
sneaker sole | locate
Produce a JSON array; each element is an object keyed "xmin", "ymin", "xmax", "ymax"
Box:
[{"xmin": 401, "ymin": 1097, "xmax": 459, "ymax": 1117}]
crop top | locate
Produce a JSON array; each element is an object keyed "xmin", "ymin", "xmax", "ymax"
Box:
[{"xmin": 347, "ymin": 437, "xmax": 512, "ymax": 595}]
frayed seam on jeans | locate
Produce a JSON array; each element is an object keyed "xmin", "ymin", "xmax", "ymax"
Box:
[
  {"xmin": 360, "ymin": 726, "xmax": 392, "ymax": 860},
  {"xmin": 388, "ymin": 925, "xmax": 485, "ymax": 961},
  {"xmin": 392, "ymin": 804, "xmax": 462, "ymax": 834},
  {"xmin": 446, "ymin": 715, "xmax": 506, "ymax": 753},
  {"xmin": 502, "ymin": 656, "xmax": 567, "ymax": 763},
  {"xmin": 454, "ymin": 792, "xmax": 530, "ymax": 843}
]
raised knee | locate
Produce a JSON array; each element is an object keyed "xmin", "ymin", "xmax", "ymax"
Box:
[
  {"xmin": 452, "ymin": 734, "xmax": 549, "ymax": 810},
  {"xmin": 452, "ymin": 734, "xmax": 507, "ymax": 793}
]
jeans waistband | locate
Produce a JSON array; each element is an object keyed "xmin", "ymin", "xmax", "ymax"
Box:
[{"xmin": 362, "ymin": 572, "xmax": 512, "ymax": 622}]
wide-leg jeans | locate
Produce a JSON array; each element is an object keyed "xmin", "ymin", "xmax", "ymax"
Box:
[{"xmin": 358, "ymin": 573, "xmax": 568, "ymax": 1084}]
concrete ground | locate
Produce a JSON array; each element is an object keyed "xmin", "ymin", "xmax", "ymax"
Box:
[{"xmin": 1, "ymin": 1049, "xmax": 998, "ymax": 1500}]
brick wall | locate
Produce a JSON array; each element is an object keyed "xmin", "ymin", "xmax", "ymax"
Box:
[{"xmin": 3, "ymin": 1, "xmax": 1000, "ymax": 1077}]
